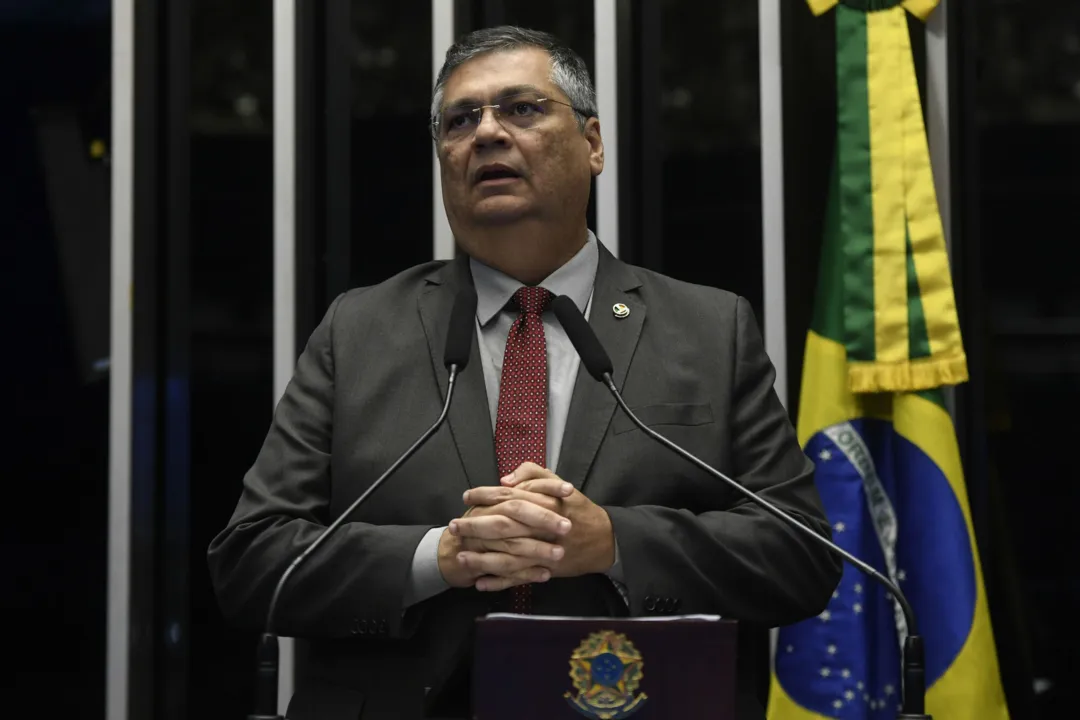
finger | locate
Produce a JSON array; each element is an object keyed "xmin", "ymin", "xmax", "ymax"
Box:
[
  {"xmin": 511, "ymin": 478, "xmax": 574, "ymax": 499},
  {"xmin": 463, "ymin": 486, "xmax": 567, "ymax": 513},
  {"xmin": 474, "ymin": 567, "xmax": 552, "ymax": 592},
  {"xmin": 462, "ymin": 485, "xmax": 516, "ymax": 507},
  {"xmin": 516, "ymin": 491, "xmax": 565, "ymax": 514},
  {"xmin": 451, "ymin": 512, "xmax": 564, "ymax": 542},
  {"xmin": 501, "ymin": 462, "xmax": 557, "ymax": 486},
  {"xmin": 460, "ymin": 536, "xmax": 486, "ymax": 553},
  {"xmin": 488, "ymin": 498, "xmax": 571, "ymax": 537},
  {"xmin": 460, "ymin": 535, "xmax": 563, "ymax": 558},
  {"xmin": 449, "ymin": 514, "xmax": 534, "ymax": 540},
  {"xmin": 456, "ymin": 550, "xmax": 544, "ymax": 579},
  {"xmin": 479, "ymin": 537, "xmax": 566, "ymax": 563}
]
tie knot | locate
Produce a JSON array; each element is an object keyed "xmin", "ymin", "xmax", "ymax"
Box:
[{"xmin": 513, "ymin": 286, "xmax": 553, "ymax": 315}]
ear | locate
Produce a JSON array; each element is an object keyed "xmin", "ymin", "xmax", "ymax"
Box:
[{"xmin": 584, "ymin": 117, "xmax": 604, "ymax": 177}]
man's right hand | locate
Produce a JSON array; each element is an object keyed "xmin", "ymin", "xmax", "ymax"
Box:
[{"xmin": 436, "ymin": 482, "xmax": 573, "ymax": 591}]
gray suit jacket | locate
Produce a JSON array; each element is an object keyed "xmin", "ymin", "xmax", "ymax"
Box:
[{"xmin": 208, "ymin": 246, "xmax": 842, "ymax": 719}]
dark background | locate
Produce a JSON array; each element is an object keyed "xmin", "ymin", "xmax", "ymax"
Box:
[{"xmin": 3, "ymin": 0, "xmax": 1076, "ymax": 718}]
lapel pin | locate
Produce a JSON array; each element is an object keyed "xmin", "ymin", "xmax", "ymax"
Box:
[{"xmin": 612, "ymin": 303, "xmax": 630, "ymax": 319}]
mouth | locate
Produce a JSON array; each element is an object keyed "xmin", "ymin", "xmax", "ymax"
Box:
[{"xmin": 475, "ymin": 165, "xmax": 522, "ymax": 186}]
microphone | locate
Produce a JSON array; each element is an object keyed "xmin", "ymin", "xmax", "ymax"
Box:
[
  {"xmin": 248, "ymin": 286, "xmax": 478, "ymax": 720},
  {"xmin": 550, "ymin": 295, "xmax": 931, "ymax": 720}
]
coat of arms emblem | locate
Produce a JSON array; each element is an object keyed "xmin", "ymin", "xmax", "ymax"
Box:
[{"xmin": 563, "ymin": 630, "xmax": 648, "ymax": 719}]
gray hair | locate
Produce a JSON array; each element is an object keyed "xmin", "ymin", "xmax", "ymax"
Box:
[{"xmin": 430, "ymin": 26, "xmax": 598, "ymax": 133}]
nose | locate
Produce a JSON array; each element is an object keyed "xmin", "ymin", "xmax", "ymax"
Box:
[{"xmin": 472, "ymin": 107, "xmax": 511, "ymax": 148}]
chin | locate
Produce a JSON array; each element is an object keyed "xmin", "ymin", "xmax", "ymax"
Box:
[{"xmin": 470, "ymin": 198, "xmax": 534, "ymax": 225}]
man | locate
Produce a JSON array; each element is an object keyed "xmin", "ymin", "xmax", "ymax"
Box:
[{"xmin": 209, "ymin": 26, "xmax": 841, "ymax": 720}]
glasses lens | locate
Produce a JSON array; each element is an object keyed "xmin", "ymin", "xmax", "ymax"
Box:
[
  {"xmin": 440, "ymin": 106, "xmax": 477, "ymax": 141},
  {"xmin": 496, "ymin": 94, "xmax": 548, "ymax": 129}
]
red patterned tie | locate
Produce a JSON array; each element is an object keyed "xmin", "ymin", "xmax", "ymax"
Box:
[{"xmin": 494, "ymin": 286, "xmax": 553, "ymax": 613}]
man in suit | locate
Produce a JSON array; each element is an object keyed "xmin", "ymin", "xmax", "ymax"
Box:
[{"xmin": 209, "ymin": 26, "xmax": 842, "ymax": 719}]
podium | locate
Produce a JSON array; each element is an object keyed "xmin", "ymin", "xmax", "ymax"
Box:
[{"xmin": 469, "ymin": 614, "xmax": 738, "ymax": 720}]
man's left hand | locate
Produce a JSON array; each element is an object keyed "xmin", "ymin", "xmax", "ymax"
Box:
[{"xmin": 458, "ymin": 463, "xmax": 616, "ymax": 584}]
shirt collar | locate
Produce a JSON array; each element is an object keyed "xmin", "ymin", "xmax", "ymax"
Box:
[{"xmin": 470, "ymin": 230, "xmax": 599, "ymax": 326}]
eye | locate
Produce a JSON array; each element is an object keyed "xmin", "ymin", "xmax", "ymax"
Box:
[
  {"xmin": 509, "ymin": 101, "xmax": 542, "ymax": 117},
  {"xmin": 444, "ymin": 109, "xmax": 476, "ymax": 130}
]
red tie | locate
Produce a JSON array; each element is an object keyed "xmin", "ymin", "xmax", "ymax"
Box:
[{"xmin": 494, "ymin": 286, "xmax": 553, "ymax": 613}]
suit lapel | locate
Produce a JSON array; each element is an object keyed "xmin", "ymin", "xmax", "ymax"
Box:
[
  {"xmin": 556, "ymin": 247, "xmax": 645, "ymax": 490},
  {"xmin": 417, "ymin": 257, "xmax": 499, "ymax": 489}
]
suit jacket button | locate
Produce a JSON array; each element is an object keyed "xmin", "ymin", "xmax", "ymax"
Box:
[
  {"xmin": 359, "ymin": 619, "xmax": 368, "ymax": 635},
  {"xmin": 644, "ymin": 596, "xmax": 657, "ymax": 612}
]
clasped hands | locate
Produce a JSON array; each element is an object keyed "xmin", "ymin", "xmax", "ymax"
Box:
[{"xmin": 438, "ymin": 463, "xmax": 615, "ymax": 592}]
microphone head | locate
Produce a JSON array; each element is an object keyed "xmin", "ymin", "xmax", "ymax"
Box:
[
  {"xmin": 551, "ymin": 294, "xmax": 614, "ymax": 381},
  {"xmin": 444, "ymin": 286, "xmax": 478, "ymax": 370}
]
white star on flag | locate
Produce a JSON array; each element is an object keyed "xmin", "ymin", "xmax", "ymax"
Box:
[
  {"xmin": 854, "ymin": 583, "xmax": 863, "ymax": 594},
  {"xmin": 833, "ymin": 521, "xmax": 846, "ymax": 532},
  {"xmin": 857, "ymin": 682, "xmax": 864, "ymax": 690},
  {"xmin": 833, "ymin": 699, "xmax": 843, "ymax": 709},
  {"xmin": 827, "ymin": 645, "xmax": 837, "ymax": 655},
  {"xmin": 821, "ymin": 668, "xmax": 831, "ymax": 677},
  {"xmin": 897, "ymin": 569, "xmax": 907, "ymax": 582},
  {"xmin": 819, "ymin": 610, "xmax": 831, "ymax": 622},
  {"xmin": 819, "ymin": 449, "xmax": 832, "ymax": 461},
  {"xmin": 841, "ymin": 668, "xmax": 851, "ymax": 678},
  {"xmin": 853, "ymin": 603, "xmax": 863, "ymax": 614},
  {"xmin": 845, "ymin": 690, "xmax": 855, "ymax": 700},
  {"xmin": 786, "ymin": 645, "xmax": 794, "ymax": 653},
  {"xmin": 885, "ymin": 685, "xmax": 895, "ymax": 696}
]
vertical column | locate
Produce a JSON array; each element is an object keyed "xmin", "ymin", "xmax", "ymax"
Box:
[
  {"xmin": 760, "ymin": 0, "xmax": 786, "ymax": 671},
  {"xmin": 108, "ymin": 2, "xmax": 135, "ymax": 718},
  {"xmin": 324, "ymin": 0, "xmax": 354, "ymax": 301},
  {"xmin": 759, "ymin": 0, "xmax": 787, "ymax": 408},
  {"xmin": 433, "ymin": 1, "xmax": 455, "ymax": 261},
  {"xmin": 273, "ymin": 0, "xmax": 297, "ymax": 713},
  {"xmin": 594, "ymin": 0, "xmax": 619, "ymax": 257}
]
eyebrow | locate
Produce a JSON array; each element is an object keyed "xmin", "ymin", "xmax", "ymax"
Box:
[{"xmin": 442, "ymin": 84, "xmax": 547, "ymax": 110}]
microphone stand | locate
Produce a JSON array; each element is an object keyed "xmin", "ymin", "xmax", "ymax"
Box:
[
  {"xmin": 247, "ymin": 365, "xmax": 463, "ymax": 720},
  {"xmin": 600, "ymin": 373, "xmax": 931, "ymax": 720}
]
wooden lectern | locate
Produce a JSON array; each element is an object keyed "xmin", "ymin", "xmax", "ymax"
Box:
[{"xmin": 468, "ymin": 614, "xmax": 737, "ymax": 720}]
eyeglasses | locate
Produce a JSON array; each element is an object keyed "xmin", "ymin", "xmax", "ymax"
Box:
[{"xmin": 431, "ymin": 91, "xmax": 589, "ymax": 143}]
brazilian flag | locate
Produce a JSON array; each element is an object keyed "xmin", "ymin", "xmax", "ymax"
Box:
[{"xmin": 769, "ymin": 2, "xmax": 1009, "ymax": 719}]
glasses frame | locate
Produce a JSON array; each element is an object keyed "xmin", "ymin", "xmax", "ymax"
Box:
[{"xmin": 431, "ymin": 93, "xmax": 591, "ymax": 143}]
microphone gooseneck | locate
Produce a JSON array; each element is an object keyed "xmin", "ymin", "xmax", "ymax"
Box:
[
  {"xmin": 262, "ymin": 365, "xmax": 463, "ymax": 636},
  {"xmin": 551, "ymin": 295, "xmax": 613, "ymax": 380},
  {"xmin": 249, "ymin": 287, "xmax": 478, "ymax": 720},
  {"xmin": 444, "ymin": 285, "xmax": 479, "ymax": 369},
  {"xmin": 550, "ymin": 294, "xmax": 931, "ymax": 720}
]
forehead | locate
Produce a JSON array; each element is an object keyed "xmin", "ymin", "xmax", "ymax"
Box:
[{"xmin": 441, "ymin": 47, "xmax": 558, "ymax": 104}]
